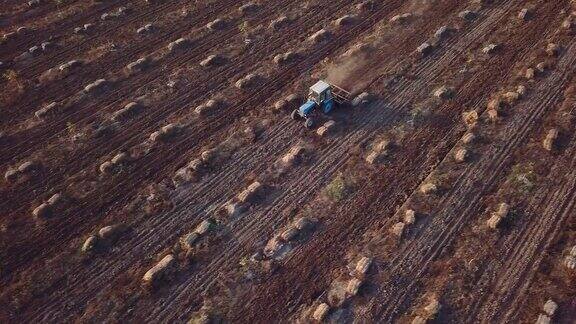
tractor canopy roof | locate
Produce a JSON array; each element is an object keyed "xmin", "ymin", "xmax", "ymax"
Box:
[{"xmin": 309, "ymin": 80, "xmax": 331, "ymax": 95}]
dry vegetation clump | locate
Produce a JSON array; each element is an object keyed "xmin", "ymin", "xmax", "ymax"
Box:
[{"xmin": 324, "ymin": 173, "xmax": 351, "ymax": 202}]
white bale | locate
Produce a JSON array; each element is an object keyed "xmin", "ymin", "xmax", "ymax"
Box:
[
  {"xmin": 142, "ymin": 254, "xmax": 175, "ymax": 283},
  {"xmin": 335, "ymin": 15, "xmax": 355, "ymax": 26},
  {"xmin": 167, "ymin": 38, "xmax": 188, "ymax": 52},
  {"xmin": 351, "ymin": 92, "xmax": 371, "ymax": 107},
  {"xmin": 390, "ymin": 13, "xmax": 412, "ymax": 24},
  {"xmin": 495, "ymin": 203, "xmax": 510, "ymax": 218},
  {"xmin": 111, "ymin": 152, "xmax": 129, "ymax": 164},
  {"xmin": 434, "ymin": 26, "xmax": 450, "ymax": 39},
  {"xmin": 200, "ymin": 54, "xmax": 221, "ymax": 67}
]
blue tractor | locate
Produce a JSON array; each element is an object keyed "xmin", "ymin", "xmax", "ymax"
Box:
[{"xmin": 291, "ymin": 80, "xmax": 351, "ymax": 128}]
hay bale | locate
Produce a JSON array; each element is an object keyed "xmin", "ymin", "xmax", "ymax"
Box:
[
  {"xmin": 351, "ymin": 92, "xmax": 371, "ymax": 106},
  {"xmin": 454, "ymin": 148, "xmax": 468, "ymax": 163},
  {"xmin": 518, "ymin": 8, "xmax": 531, "ymax": 21},
  {"xmin": 281, "ymin": 145, "xmax": 305, "ymax": 165},
  {"xmin": 335, "ymin": 15, "xmax": 355, "ymax": 27},
  {"xmin": 390, "ymin": 13, "xmax": 412, "ymax": 24},
  {"xmin": 264, "ymin": 237, "xmax": 284, "ymax": 257},
  {"xmin": 222, "ymin": 200, "xmax": 243, "ymax": 217},
  {"xmin": 294, "ymin": 217, "xmax": 313, "ymax": 231},
  {"xmin": 501, "ymin": 91, "xmax": 520, "ymax": 104},
  {"xmin": 280, "ymin": 226, "xmax": 299, "ymax": 241},
  {"xmin": 355, "ymin": 256, "xmax": 372, "ymax": 276},
  {"xmin": 126, "ymin": 57, "xmax": 149, "ymax": 73},
  {"xmin": 525, "ymin": 68, "xmax": 535, "ymax": 79},
  {"xmin": 312, "ymin": 303, "xmax": 330, "ymax": 321},
  {"xmin": 462, "ymin": 110, "xmax": 479, "ymax": 129},
  {"xmin": 180, "ymin": 232, "xmax": 200, "ymax": 250},
  {"xmin": 239, "ymin": 3, "xmax": 259, "ymax": 14},
  {"xmin": 142, "ymin": 254, "xmax": 175, "ymax": 283},
  {"xmin": 84, "ymin": 79, "xmax": 107, "ymax": 93},
  {"xmin": 458, "ymin": 10, "xmax": 477, "ymax": 20},
  {"xmin": 18, "ymin": 161, "xmax": 38, "ymax": 173},
  {"xmin": 516, "ymin": 85, "xmax": 527, "ymax": 96},
  {"xmin": 235, "ymin": 73, "xmax": 259, "ymax": 89},
  {"xmin": 420, "ymin": 182, "xmax": 437, "ymax": 194},
  {"xmin": 188, "ymin": 158, "xmax": 205, "ymax": 171},
  {"xmin": 462, "ymin": 132, "xmax": 476, "ymax": 144},
  {"xmin": 404, "ymin": 209, "xmax": 416, "ymax": 224},
  {"xmin": 237, "ymin": 181, "xmax": 262, "ymax": 203},
  {"xmin": 487, "ymin": 108, "xmax": 499, "ymax": 122},
  {"xmin": 434, "ymin": 26, "xmax": 451, "ymax": 40},
  {"xmin": 317, "ymin": 120, "xmax": 336, "ymax": 136},
  {"xmin": 59, "ymin": 59, "xmax": 82, "ymax": 72},
  {"xmin": 486, "ymin": 214, "xmax": 502, "ymax": 229},
  {"xmin": 35, "ymin": 101, "xmax": 59, "ymax": 119},
  {"xmin": 434, "ymin": 86, "xmax": 454, "ymax": 99},
  {"xmin": 482, "ymin": 43, "xmax": 499, "ymax": 54},
  {"xmin": 47, "ymin": 193, "xmax": 63, "ymax": 206},
  {"xmin": 411, "ymin": 316, "xmax": 427, "ymax": 324},
  {"xmin": 546, "ymin": 43, "xmax": 559, "ymax": 57},
  {"xmin": 356, "ymin": 0, "xmax": 374, "ymax": 11},
  {"xmin": 536, "ymin": 61, "xmax": 549, "ymax": 73},
  {"xmin": 346, "ymin": 278, "xmax": 363, "ymax": 296},
  {"xmin": 173, "ymin": 167, "xmax": 195, "ymax": 186},
  {"xmin": 167, "ymin": 38, "xmax": 188, "ymax": 52},
  {"xmin": 161, "ymin": 123, "xmax": 181, "ymax": 136},
  {"xmin": 206, "ymin": 18, "xmax": 226, "ymax": 30},
  {"xmin": 569, "ymin": 245, "xmax": 576, "ymax": 256},
  {"xmin": 81, "ymin": 235, "xmax": 98, "ymax": 253},
  {"xmin": 200, "ymin": 54, "xmax": 222, "ymax": 67},
  {"xmin": 100, "ymin": 161, "xmax": 115, "ymax": 174},
  {"xmin": 98, "ymin": 224, "xmax": 123, "ymax": 241},
  {"xmin": 309, "ymin": 29, "xmax": 330, "ymax": 43},
  {"xmin": 137, "ymin": 23, "xmax": 153, "ymax": 34},
  {"xmin": 110, "ymin": 152, "xmax": 128, "ymax": 164},
  {"xmin": 543, "ymin": 299, "xmax": 557, "ymax": 316},
  {"xmin": 390, "ymin": 222, "xmax": 405, "ymax": 237},
  {"xmin": 4, "ymin": 169, "xmax": 18, "ymax": 182},
  {"xmin": 195, "ymin": 99, "xmax": 222, "ymax": 115},
  {"xmin": 32, "ymin": 203, "xmax": 51, "ymax": 218},
  {"xmin": 536, "ymin": 314, "xmax": 551, "ymax": 324},
  {"xmin": 424, "ymin": 298, "xmax": 441, "ymax": 316},
  {"xmin": 543, "ymin": 128, "xmax": 559, "ymax": 151},
  {"xmin": 417, "ymin": 42, "xmax": 433, "ymax": 56},
  {"xmin": 273, "ymin": 51, "xmax": 298, "ymax": 65},
  {"xmin": 270, "ymin": 16, "xmax": 289, "ymax": 30},
  {"xmin": 565, "ymin": 255, "xmax": 576, "ymax": 269},
  {"xmin": 201, "ymin": 148, "xmax": 218, "ymax": 163},
  {"xmin": 194, "ymin": 219, "xmax": 213, "ymax": 235}
]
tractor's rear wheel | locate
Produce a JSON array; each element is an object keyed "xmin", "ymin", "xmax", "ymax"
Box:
[
  {"xmin": 291, "ymin": 109, "xmax": 299, "ymax": 120},
  {"xmin": 304, "ymin": 118, "xmax": 314, "ymax": 129}
]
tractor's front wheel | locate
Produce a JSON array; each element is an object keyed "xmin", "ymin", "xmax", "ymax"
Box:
[
  {"xmin": 291, "ymin": 109, "xmax": 299, "ymax": 120},
  {"xmin": 304, "ymin": 118, "xmax": 314, "ymax": 129}
]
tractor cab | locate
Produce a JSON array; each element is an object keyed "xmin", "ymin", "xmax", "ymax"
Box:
[{"xmin": 291, "ymin": 80, "xmax": 349, "ymax": 129}]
